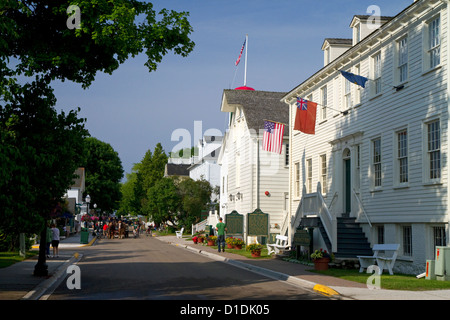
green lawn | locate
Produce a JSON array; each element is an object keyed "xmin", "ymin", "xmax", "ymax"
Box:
[
  {"xmin": 0, "ymin": 251, "xmax": 38, "ymax": 269},
  {"xmin": 312, "ymin": 268, "xmax": 450, "ymax": 291}
]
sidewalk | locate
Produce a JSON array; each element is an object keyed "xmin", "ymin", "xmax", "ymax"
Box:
[
  {"xmin": 0, "ymin": 231, "xmax": 95, "ymax": 300},
  {"xmin": 157, "ymin": 235, "xmax": 450, "ymax": 300}
]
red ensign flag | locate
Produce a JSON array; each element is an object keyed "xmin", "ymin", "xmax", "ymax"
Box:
[{"xmin": 294, "ymin": 97, "xmax": 317, "ymax": 134}]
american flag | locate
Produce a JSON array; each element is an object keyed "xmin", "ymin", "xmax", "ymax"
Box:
[
  {"xmin": 235, "ymin": 39, "xmax": 246, "ymax": 66},
  {"xmin": 263, "ymin": 120, "xmax": 285, "ymax": 154}
]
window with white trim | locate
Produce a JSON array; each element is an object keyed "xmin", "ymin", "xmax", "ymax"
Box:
[
  {"xmin": 320, "ymin": 154, "xmax": 327, "ymax": 195},
  {"xmin": 306, "ymin": 158, "xmax": 312, "ymax": 193},
  {"xmin": 295, "ymin": 162, "xmax": 300, "ymax": 197},
  {"xmin": 402, "ymin": 225, "xmax": 412, "ymax": 257},
  {"xmin": 373, "ymin": 52, "xmax": 382, "ymax": 95},
  {"xmin": 344, "ymin": 71, "xmax": 352, "ymax": 109},
  {"xmin": 321, "ymin": 86, "xmax": 327, "ymax": 121},
  {"xmin": 428, "ymin": 16, "xmax": 441, "ymax": 69},
  {"xmin": 398, "ymin": 37, "xmax": 408, "ymax": 83},
  {"xmin": 372, "ymin": 138, "xmax": 382, "ymax": 188},
  {"xmin": 426, "ymin": 119, "xmax": 441, "ymax": 182},
  {"xmin": 395, "ymin": 129, "xmax": 408, "ymax": 185}
]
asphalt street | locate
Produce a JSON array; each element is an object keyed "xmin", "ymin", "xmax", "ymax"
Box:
[{"xmin": 47, "ymin": 235, "xmax": 328, "ymax": 300}]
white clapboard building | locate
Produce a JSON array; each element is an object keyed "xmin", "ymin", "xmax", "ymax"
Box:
[
  {"xmin": 283, "ymin": 0, "xmax": 449, "ymax": 274},
  {"xmin": 218, "ymin": 88, "xmax": 289, "ymax": 242}
]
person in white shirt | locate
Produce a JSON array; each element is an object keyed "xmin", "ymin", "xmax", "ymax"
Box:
[{"xmin": 51, "ymin": 224, "xmax": 60, "ymax": 258}]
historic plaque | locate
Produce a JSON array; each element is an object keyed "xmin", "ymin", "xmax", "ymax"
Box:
[
  {"xmin": 293, "ymin": 229, "xmax": 310, "ymax": 247},
  {"xmin": 247, "ymin": 209, "xmax": 269, "ymax": 237},
  {"xmin": 225, "ymin": 210, "xmax": 244, "ymax": 236}
]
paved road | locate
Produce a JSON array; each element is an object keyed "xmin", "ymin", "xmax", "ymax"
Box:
[{"xmin": 48, "ymin": 236, "xmax": 328, "ymax": 300}]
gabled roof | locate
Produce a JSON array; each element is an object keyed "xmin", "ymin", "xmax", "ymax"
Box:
[{"xmin": 221, "ymin": 90, "xmax": 289, "ymax": 132}]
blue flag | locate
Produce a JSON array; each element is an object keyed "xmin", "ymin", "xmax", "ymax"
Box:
[{"xmin": 340, "ymin": 70, "xmax": 369, "ymax": 88}]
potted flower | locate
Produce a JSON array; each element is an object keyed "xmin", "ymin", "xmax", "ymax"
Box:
[
  {"xmin": 225, "ymin": 237, "xmax": 235, "ymax": 249},
  {"xmin": 232, "ymin": 238, "xmax": 245, "ymax": 250},
  {"xmin": 207, "ymin": 235, "xmax": 217, "ymax": 246},
  {"xmin": 246, "ymin": 243, "xmax": 264, "ymax": 257},
  {"xmin": 311, "ymin": 249, "xmax": 331, "ymax": 271},
  {"xmin": 197, "ymin": 235, "xmax": 205, "ymax": 243},
  {"xmin": 192, "ymin": 236, "xmax": 198, "ymax": 244}
]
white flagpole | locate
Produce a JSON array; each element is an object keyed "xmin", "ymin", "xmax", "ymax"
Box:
[{"xmin": 244, "ymin": 34, "xmax": 248, "ymax": 86}]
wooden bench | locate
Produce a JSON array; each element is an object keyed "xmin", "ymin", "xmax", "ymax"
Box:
[
  {"xmin": 175, "ymin": 227, "xmax": 184, "ymax": 239},
  {"xmin": 267, "ymin": 235, "xmax": 290, "ymax": 255},
  {"xmin": 357, "ymin": 244, "xmax": 400, "ymax": 275}
]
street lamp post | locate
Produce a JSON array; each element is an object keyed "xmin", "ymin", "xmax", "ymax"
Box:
[{"xmin": 85, "ymin": 194, "xmax": 91, "ymax": 228}]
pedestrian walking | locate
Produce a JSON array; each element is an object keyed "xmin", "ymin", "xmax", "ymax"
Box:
[
  {"xmin": 216, "ymin": 217, "xmax": 227, "ymax": 253},
  {"xmin": 51, "ymin": 224, "xmax": 60, "ymax": 258},
  {"xmin": 46, "ymin": 223, "xmax": 52, "ymax": 258}
]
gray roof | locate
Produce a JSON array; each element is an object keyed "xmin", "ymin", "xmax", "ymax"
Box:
[
  {"xmin": 323, "ymin": 38, "xmax": 352, "ymax": 46},
  {"xmin": 222, "ymin": 90, "xmax": 289, "ymax": 133}
]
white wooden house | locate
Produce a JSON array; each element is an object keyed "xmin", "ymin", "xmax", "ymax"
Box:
[
  {"xmin": 283, "ymin": 0, "xmax": 449, "ymax": 274},
  {"xmin": 218, "ymin": 89, "xmax": 290, "ymax": 242}
]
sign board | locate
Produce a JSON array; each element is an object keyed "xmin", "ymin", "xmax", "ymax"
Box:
[
  {"xmin": 247, "ymin": 209, "xmax": 269, "ymax": 237},
  {"xmin": 293, "ymin": 229, "xmax": 310, "ymax": 247},
  {"xmin": 225, "ymin": 210, "xmax": 244, "ymax": 236}
]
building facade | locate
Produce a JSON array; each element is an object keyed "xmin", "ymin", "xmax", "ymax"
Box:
[
  {"xmin": 218, "ymin": 89, "xmax": 289, "ymax": 242},
  {"xmin": 284, "ymin": 0, "xmax": 450, "ymax": 274}
]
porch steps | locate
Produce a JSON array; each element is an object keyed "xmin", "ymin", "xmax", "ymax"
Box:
[
  {"xmin": 298, "ymin": 216, "xmax": 372, "ymax": 259},
  {"xmin": 336, "ymin": 217, "xmax": 372, "ymax": 258}
]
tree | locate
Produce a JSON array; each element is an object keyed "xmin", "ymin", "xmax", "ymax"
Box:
[
  {"xmin": 131, "ymin": 143, "xmax": 168, "ymax": 216},
  {"xmin": 82, "ymin": 137, "xmax": 124, "ymax": 213},
  {"xmin": 0, "ymin": 79, "xmax": 88, "ymax": 251},
  {"xmin": 177, "ymin": 178, "xmax": 213, "ymax": 229},
  {"xmin": 1, "ymin": 0, "xmax": 195, "ymax": 88},
  {"xmin": 0, "ymin": 1, "xmax": 194, "ymax": 273},
  {"xmin": 147, "ymin": 177, "xmax": 181, "ymax": 226}
]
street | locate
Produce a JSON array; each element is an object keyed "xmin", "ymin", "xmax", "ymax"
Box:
[{"xmin": 47, "ymin": 235, "xmax": 329, "ymax": 300}]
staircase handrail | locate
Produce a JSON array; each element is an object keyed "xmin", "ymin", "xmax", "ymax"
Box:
[
  {"xmin": 352, "ymin": 188, "xmax": 372, "ymax": 228},
  {"xmin": 317, "ymin": 182, "xmax": 337, "ymax": 252}
]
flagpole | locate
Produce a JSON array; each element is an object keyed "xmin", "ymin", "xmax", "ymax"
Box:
[{"xmin": 244, "ymin": 34, "xmax": 248, "ymax": 86}]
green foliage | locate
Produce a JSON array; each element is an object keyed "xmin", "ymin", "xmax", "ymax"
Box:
[
  {"xmin": 147, "ymin": 177, "xmax": 181, "ymax": 225},
  {"xmin": 1, "ymin": 0, "xmax": 195, "ymax": 88},
  {"xmin": 82, "ymin": 137, "xmax": 124, "ymax": 213},
  {"xmin": 0, "ymin": 79, "xmax": 88, "ymax": 238}
]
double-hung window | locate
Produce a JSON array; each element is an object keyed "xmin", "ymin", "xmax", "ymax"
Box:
[
  {"xmin": 398, "ymin": 37, "xmax": 408, "ymax": 83},
  {"xmin": 427, "ymin": 119, "xmax": 441, "ymax": 181},
  {"xmin": 396, "ymin": 129, "xmax": 408, "ymax": 185},
  {"xmin": 320, "ymin": 154, "xmax": 327, "ymax": 195},
  {"xmin": 306, "ymin": 159, "xmax": 313, "ymax": 193},
  {"xmin": 429, "ymin": 17, "xmax": 441, "ymax": 69},
  {"xmin": 372, "ymin": 138, "xmax": 382, "ymax": 188},
  {"xmin": 373, "ymin": 53, "xmax": 382, "ymax": 95}
]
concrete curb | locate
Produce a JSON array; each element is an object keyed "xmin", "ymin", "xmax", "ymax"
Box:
[
  {"xmin": 168, "ymin": 239, "xmax": 342, "ymax": 299},
  {"xmin": 21, "ymin": 252, "xmax": 83, "ymax": 300}
]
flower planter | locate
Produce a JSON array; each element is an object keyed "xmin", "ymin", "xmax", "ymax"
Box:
[
  {"xmin": 251, "ymin": 250, "xmax": 261, "ymax": 258},
  {"xmin": 227, "ymin": 243, "xmax": 234, "ymax": 249},
  {"xmin": 207, "ymin": 240, "xmax": 215, "ymax": 246},
  {"xmin": 313, "ymin": 258, "xmax": 330, "ymax": 271},
  {"xmin": 234, "ymin": 245, "xmax": 242, "ymax": 250},
  {"xmin": 198, "ymin": 237, "xmax": 204, "ymax": 243}
]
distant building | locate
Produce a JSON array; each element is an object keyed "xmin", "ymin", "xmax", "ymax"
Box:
[{"xmin": 188, "ymin": 135, "xmax": 222, "ymax": 202}]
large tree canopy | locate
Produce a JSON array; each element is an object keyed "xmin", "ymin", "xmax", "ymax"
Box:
[
  {"xmin": 1, "ymin": 0, "xmax": 195, "ymax": 87},
  {"xmin": 0, "ymin": 0, "xmax": 194, "ymax": 255}
]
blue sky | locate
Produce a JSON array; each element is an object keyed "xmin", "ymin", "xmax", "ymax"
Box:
[{"xmin": 52, "ymin": 0, "xmax": 413, "ymax": 179}]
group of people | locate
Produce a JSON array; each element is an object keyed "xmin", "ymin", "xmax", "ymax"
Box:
[{"xmin": 97, "ymin": 219, "xmax": 143, "ymax": 239}]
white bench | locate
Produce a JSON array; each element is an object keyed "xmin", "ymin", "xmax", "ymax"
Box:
[
  {"xmin": 267, "ymin": 235, "xmax": 290, "ymax": 255},
  {"xmin": 357, "ymin": 244, "xmax": 400, "ymax": 275},
  {"xmin": 176, "ymin": 227, "xmax": 184, "ymax": 239}
]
